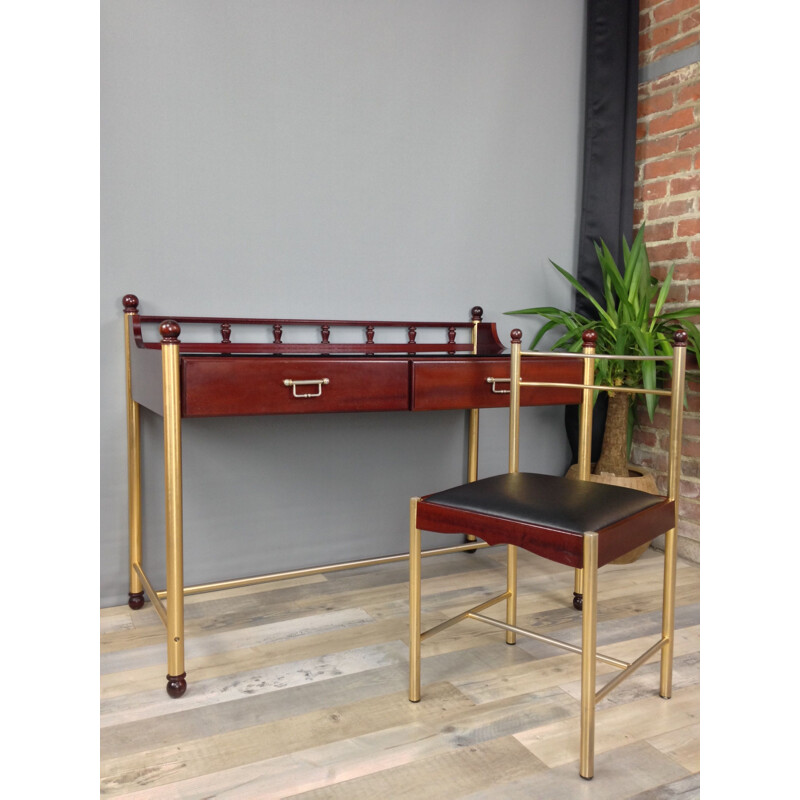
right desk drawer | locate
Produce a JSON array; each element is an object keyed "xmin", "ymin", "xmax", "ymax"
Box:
[{"xmin": 411, "ymin": 356, "xmax": 583, "ymax": 411}]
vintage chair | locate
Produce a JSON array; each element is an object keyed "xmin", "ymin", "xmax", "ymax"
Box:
[{"xmin": 408, "ymin": 328, "xmax": 687, "ymax": 779}]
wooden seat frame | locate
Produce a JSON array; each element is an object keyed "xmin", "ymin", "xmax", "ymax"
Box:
[{"xmin": 408, "ymin": 328, "xmax": 688, "ymax": 779}]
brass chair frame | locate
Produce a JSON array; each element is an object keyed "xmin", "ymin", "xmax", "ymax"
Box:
[{"xmin": 409, "ymin": 329, "xmax": 687, "ymax": 779}]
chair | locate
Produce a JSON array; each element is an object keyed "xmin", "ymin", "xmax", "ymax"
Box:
[{"xmin": 408, "ymin": 328, "xmax": 688, "ymax": 780}]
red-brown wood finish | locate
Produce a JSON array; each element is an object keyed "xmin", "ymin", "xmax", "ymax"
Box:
[
  {"xmin": 411, "ymin": 357, "xmax": 582, "ymax": 411},
  {"xmin": 181, "ymin": 357, "xmax": 410, "ymax": 417},
  {"xmin": 416, "ymin": 499, "xmax": 586, "ymax": 568},
  {"xmin": 129, "ymin": 311, "xmax": 505, "ymax": 356},
  {"xmin": 124, "ymin": 297, "xmax": 582, "ymax": 419},
  {"xmin": 129, "ymin": 320, "xmax": 165, "ymax": 415},
  {"xmin": 416, "ymin": 496, "xmax": 676, "ymax": 569}
]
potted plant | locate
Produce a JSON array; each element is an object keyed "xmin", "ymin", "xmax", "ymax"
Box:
[{"xmin": 508, "ymin": 225, "xmax": 699, "ymax": 557}]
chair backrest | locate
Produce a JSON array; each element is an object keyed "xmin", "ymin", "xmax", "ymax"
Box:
[{"xmin": 507, "ymin": 328, "xmax": 688, "ymax": 503}]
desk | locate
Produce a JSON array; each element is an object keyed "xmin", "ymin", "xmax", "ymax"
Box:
[{"xmin": 122, "ymin": 295, "xmax": 582, "ymax": 697}]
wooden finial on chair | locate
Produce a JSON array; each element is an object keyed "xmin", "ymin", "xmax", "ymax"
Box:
[
  {"xmin": 160, "ymin": 320, "xmax": 181, "ymax": 343},
  {"xmin": 510, "ymin": 328, "xmax": 523, "ymax": 344},
  {"xmin": 582, "ymin": 330, "xmax": 597, "ymax": 348},
  {"xmin": 123, "ymin": 294, "xmax": 139, "ymax": 314},
  {"xmin": 673, "ymin": 330, "xmax": 688, "ymax": 347},
  {"xmin": 471, "ymin": 306, "xmax": 484, "ymax": 322}
]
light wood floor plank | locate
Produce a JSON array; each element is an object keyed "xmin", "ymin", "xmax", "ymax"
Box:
[
  {"xmin": 459, "ymin": 740, "xmax": 692, "ymax": 799},
  {"xmin": 514, "ymin": 684, "xmax": 701, "ymax": 768},
  {"xmin": 100, "ymin": 547, "xmax": 700, "ymax": 798}
]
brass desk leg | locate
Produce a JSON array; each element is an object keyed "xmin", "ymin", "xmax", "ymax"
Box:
[
  {"xmin": 467, "ymin": 408, "xmax": 479, "ymax": 483},
  {"xmin": 409, "ymin": 498, "xmax": 421, "ymax": 703},
  {"xmin": 161, "ymin": 322, "xmax": 186, "ymax": 698},
  {"xmin": 124, "ymin": 306, "xmax": 144, "ymax": 610},
  {"xmin": 573, "ymin": 567, "xmax": 583, "ymax": 610},
  {"xmin": 464, "ymin": 306, "xmax": 481, "ymax": 550},
  {"xmin": 464, "ymin": 408, "xmax": 480, "ymax": 550}
]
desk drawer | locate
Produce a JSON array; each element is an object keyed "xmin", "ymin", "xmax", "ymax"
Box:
[
  {"xmin": 411, "ymin": 357, "xmax": 582, "ymax": 410},
  {"xmin": 182, "ymin": 357, "xmax": 409, "ymax": 417}
]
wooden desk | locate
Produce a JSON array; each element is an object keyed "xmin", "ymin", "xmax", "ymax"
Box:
[{"xmin": 122, "ymin": 295, "xmax": 582, "ymax": 697}]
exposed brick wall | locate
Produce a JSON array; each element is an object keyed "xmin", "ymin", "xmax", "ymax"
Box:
[{"xmin": 631, "ymin": 0, "xmax": 700, "ymax": 562}]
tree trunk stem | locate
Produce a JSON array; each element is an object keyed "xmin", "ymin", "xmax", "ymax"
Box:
[{"xmin": 593, "ymin": 391, "xmax": 630, "ymax": 477}]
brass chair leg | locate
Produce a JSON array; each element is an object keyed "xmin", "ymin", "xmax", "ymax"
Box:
[
  {"xmin": 124, "ymin": 308, "xmax": 144, "ymax": 610},
  {"xmin": 660, "ymin": 527, "xmax": 678, "ymax": 698},
  {"xmin": 505, "ymin": 544, "xmax": 518, "ymax": 644},
  {"xmin": 579, "ymin": 533, "xmax": 599, "ymax": 779},
  {"xmin": 409, "ymin": 497, "xmax": 422, "ymax": 702}
]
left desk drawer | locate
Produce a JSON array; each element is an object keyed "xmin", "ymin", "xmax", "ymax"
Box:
[{"xmin": 181, "ymin": 357, "xmax": 410, "ymax": 417}]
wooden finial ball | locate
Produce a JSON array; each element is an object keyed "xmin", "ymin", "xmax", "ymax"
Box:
[
  {"xmin": 123, "ymin": 294, "xmax": 139, "ymax": 313},
  {"xmin": 510, "ymin": 328, "xmax": 523, "ymax": 344},
  {"xmin": 471, "ymin": 306, "xmax": 483, "ymax": 321},
  {"xmin": 582, "ymin": 330, "xmax": 598, "ymax": 346},
  {"xmin": 159, "ymin": 320, "xmax": 181, "ymax": 342},
  {"xmin": 673, "ymin": 330, "xmax": 688, "ymax": 346}
]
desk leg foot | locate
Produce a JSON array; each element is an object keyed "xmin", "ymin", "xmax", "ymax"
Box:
[
  {"xmin": 573, "ymin": 592, "xmax": 583, "ymax": 611},
  {"xmin": 128, "ymin": 592, "xmax": 145, "ymax": 610},
  {"xmin": 166, "ymin": 673, "xmax": 187, "ymax": 698},
  {"xmin": 464, "ymin": 535, "xmax": 477, "ymax": 554}
]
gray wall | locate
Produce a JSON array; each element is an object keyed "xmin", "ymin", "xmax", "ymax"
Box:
[{"xmin": 100, "ymin": 0, "xmax": 586, "ymax": 606}]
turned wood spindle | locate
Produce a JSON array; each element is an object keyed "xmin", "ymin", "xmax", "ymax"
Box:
[
  {"xmin": 407, "ymin": 325, "xmax": 417, "ymax": 355},
  {"xmin": 321, "ymin": 324, "xmax": 330, "ymax": 344},
  {"xmin": 220, "ymin": 322, "xmax": 232, "ymax": 344},
  {"xmin": 273, "ymin": 324, "xmax": 283, "ymax": 344}
]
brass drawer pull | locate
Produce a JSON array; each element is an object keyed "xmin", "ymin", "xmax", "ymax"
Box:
[
  {"xmin": 283, "ymin": 378, "xmax": 330, "ymax": 398},
  {"xmin": 486, "ymin": 377, "xmax": 511, "ymax": 395}
]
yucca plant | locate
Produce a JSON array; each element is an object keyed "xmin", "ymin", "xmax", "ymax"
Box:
[{"xmin": 508, "ymin": 224, "xmax": 699, "ymax": 477}]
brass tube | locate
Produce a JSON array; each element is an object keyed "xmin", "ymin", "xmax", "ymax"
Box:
[
  {"xmin": 505, "ymin": 545, "xmax": 517, "ymax": 644},
  {"xmin": 577, "ymin": 339, "xmax": 596, "ymax": 482},
  {"xmin": 519, "ymin": 381, "xmax": 671, "ymax": 397},
  {"xmin": 660, "ymin": 527, "xmax": 677, "ymax": 698},
  {"xmin": 133, "ymin": 563, "xmax": 167, "ymax": 627},
  {"xmin": 409, "ymin": 498, "xmax": 421, "ymax": 702},
  {"xmin": 467, "ymin": 408, "xmax": 480, "ymax": 482},
  {"xmin": 661, "ymin": 342, "xmax": 686, "ymax": 698},
  {"xmin": 466, "ymin": 613, "xmax": 628, "ymax": 670},
  {"xmin": 508, "ymin": 338, "xmax": 521, "ymax": 474},
  {"xmin": 421, "ymin": 591, "xmax": 512, "ymax": 641},
  {"xmin": 124, "ymin": 313, "xmax": 143, "ymax": 597},
  {"xmin": 154, "ymin": 540, "xmax": 490, "ymax": 599},
  {"xmin": 667, "ymin": 343, "xmax": 687, "ymax": 503},
  {"xmin": 596, "ymin": 637, "xmax": 666, "ymax": 704},
  {"xmin": 465, "ymin": 406, "xmax": 480, "ymax": 546},
  {"xmin": 580, "ymin": 532, "xmax": 599, "ymax": 780},
  {"xmin": 523, "ymin": 351, "xmax": 668, "ymax": 362},
  {"xmin": 161, "ymin": 337, "xmax": 185, "ymax": 680}
]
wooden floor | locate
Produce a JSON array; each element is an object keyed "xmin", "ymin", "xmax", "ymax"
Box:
[{"xmin": 100, "ymin": 546, "xmax": 700, "ymax": 799}]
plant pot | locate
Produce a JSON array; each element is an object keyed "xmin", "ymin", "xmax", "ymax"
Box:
[{"xmin": 565, "ymin": 463, "xmax": 660, "ymax": 564}]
